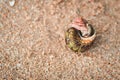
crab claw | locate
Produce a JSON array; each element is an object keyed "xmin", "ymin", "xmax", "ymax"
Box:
[
  {"xmin": 71, "ymin": 17, "xmax": 88, "ymax": 31},
  {"xmin": 70, "ymin": 23, "xmax": 87, "ymax": 31}
]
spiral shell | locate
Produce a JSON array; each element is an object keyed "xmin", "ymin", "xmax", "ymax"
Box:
[{"xmin": 65, "ymin": 18, "xmax": 96, "ymax": 52}]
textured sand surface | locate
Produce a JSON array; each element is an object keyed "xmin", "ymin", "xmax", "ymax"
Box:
[{"xmin": 0, "ymin": 0, "xmax": 120, "ymax": 80}]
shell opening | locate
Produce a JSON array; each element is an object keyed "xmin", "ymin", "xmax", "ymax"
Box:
[{"xmin": 78, "ymin": 24, "xmax": 96, "ymax": 41}]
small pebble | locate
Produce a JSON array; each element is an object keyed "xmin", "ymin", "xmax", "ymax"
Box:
[
  {"xmin": 9, "ymin": 0, "xmax": 15, "ymax": 7},
  {"xmin": 102, "ymin": 24, "xmax": 110, "ymax": 32},
  {"xmin": 53, "ymin": 0, "xmax": 63, "ymax": 5},
  {"xmin": 0, "ymin": 22, "xmax": 3, "ymax": 28},
  {"xmin": 16, "ymin": 63, "xmax": 21, "ymax": 68}
]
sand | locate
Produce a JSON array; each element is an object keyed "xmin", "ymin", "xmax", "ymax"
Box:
[{"xmin": 0, "ymin": 0, "xmax": 120, "ymax": 80}]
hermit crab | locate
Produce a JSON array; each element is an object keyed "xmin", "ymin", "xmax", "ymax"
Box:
[{"xmin": 65, "ymin": 17, "xmax": 96, "ymax": 52}]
